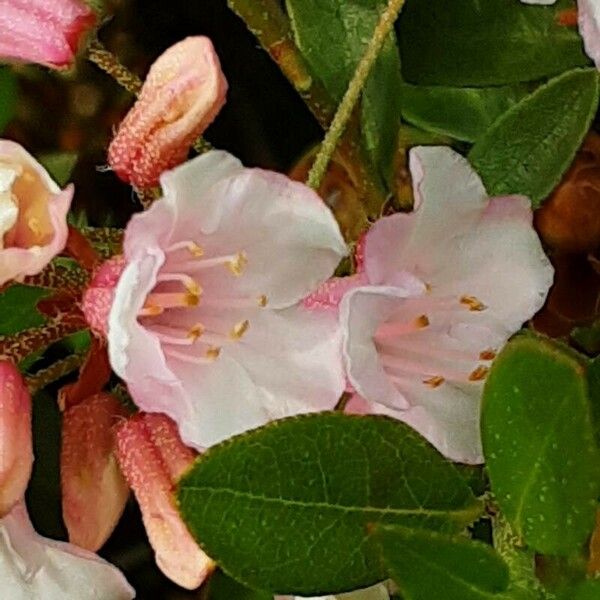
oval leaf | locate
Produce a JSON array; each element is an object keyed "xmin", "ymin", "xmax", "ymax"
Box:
[
  {"xmin": 375, "ymin": 525, "xmax": 509, "ymax": 600},
  {"xmin": 177, "ymin": 413, "xmax": 482, "ymax": 595},
  {"xmin": 399, "ymin": 0, "xmax": 590, "ymax": 86},
  {"xmin": 469, "ymin": 68, "xmax": 599, "ymax": 207},
  {"xmin": 482, "ymin": 335, "xmax": 600, "ymax": 555}
]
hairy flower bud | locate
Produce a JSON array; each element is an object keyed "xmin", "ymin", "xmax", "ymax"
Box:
[
  {"xmin": 115, "ymin": 413, "xmax": 214, "ymax": 590},
  {"xmin": 0, "ymin": 361, "xmax": 33, "ymax": 517},
  {"xmin": 61, "ymin": 393, "xmax": 130, "ymax": 552},
  {"xmin": 108, "ymin": 36, "xmax": 228, "ymax": 189},
  {"xmin": 535, "ymin": 133, "xmax": 600, "ymax": 254},
  {"xmin": 0, "ymin": 0, "xmax": 96, "ymax": 69}
]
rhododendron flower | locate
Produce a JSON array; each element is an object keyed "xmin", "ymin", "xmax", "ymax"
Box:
[
  {"xmin": 0, "ymin": 140, "xmax": 73, "ymax": 286},
  {"xmin": 277, "ymin": 583, "xmax": 390, "ymax": 600},
  {"xmin": 115, "ymin": 412, "xmax": 213, "ymax": 589},
  {"xmin": 0, "ymin": 0, "xmax": 96, "ymax": 69},
  {"xmin": 107, "ymin": 150, "xmax": 347, "ymax": 448},
  {"xmin": 0, "ymin": 502, "xmax": 134, "ymax": 599},
  {"xmin": 0, "ymin": 361, "xmax": 32, "ymax": 517},
  {"xmin": 339, "ymin": 147, "xmax": 553, "ymax": 463},
  {"xmin": 108, "ymin": 36, "xmax": 228, "ymax": 189},
  {"xmin": 519, "ymin": 0, "xmax": 600, "ymax": 67},
  {"xmin": 61, "ymin": 393, "xmax": 130, "ymax": 552}
]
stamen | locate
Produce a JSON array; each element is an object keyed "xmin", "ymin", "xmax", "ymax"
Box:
[
  {"xmin": 479, "ymin": 349, "xmax": 496, "ymax": 361},
  {"xmin": 423, "ymin": 376, "xmax": 445, "ymax": 388},
  {"xmin": 460, "ymin": 295, "xmax": 487, "ymax": 312},
  {"xmin": 469, "ymin": 365, "xmax": 489, "ymax": 381},
  {"xmin": 230, "ymin": 320, "xmax": 250, "ymax": 340},
  {"xmin": 166, "ymin": 240, "xmax": 204, "ymax": 257},
  {"xmin": 164, "ymin": 347, "xmax": 217, "ymax": 365},
  {"xmin": 145, "ymin": 292, "xmax": 200, "ymax": 309},
  {"xmin": 375, "ymin": 315, "xmax": 429, "ymax": 340},
  {"xmin": 188, "ymin": 323, "xmax": 205, "ymax": 341},
  {"xmin": 139, "ymin": 305, "xmax": 164, "ymax": 317},
  {"xmin": 227, "ymin": 252, "xmax": 248, "ymax": 276},
  {"xmin": 258, "ymin": 294, "xmax": 268, "ymax": 307},
  {"xmin": 206, "ymin": 346, "xmax": 221, "ymax": 360},
  {"xmin": 157, "ymin": 273, "xmax": 202, "ymax": 296}
]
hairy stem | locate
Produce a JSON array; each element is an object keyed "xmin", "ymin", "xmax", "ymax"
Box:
[
  {"xmin": 307, "ymin": 0, "xmax": 407, "ymax": 190},
  {"xmin": 26, "ymin": 354, "xmax": 85, "ymax": 395},
  {"xmin": 87, "ymin": 39, "xmax": 142, "ymax": 96}
]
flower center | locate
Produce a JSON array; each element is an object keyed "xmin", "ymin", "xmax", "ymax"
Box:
[
  {"xmin": 138, "ymin": 240, "xmax": 268, "ymax": 365},
  {"xmin": 373, "ymin": 293, "xmax": 495, "ymax": 390}
]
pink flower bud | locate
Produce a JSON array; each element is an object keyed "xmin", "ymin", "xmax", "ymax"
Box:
[
  {"xmin": 108, "ymin": 36, "xmax": 228, "ymax": 189},
  {"xmin": 0, "ymin": 140, "xmax": 73, "ymax": 286},
  {"xmin": 61, "ymin": 393, "xmax": 130, "ymax": 552},
  {"xmin": 0, "ymin": 0, "xmax": 96, "ymax": 69},
  {"xmin": 0, "ymin": 360, "xmax": 33, "ymax": 517},
  {"xmin": 115, "ymin": 413, "xmax": 214, "ymax": 590}
]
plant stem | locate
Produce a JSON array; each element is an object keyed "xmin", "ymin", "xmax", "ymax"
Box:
[
  {"xmin": 26, "ymin": 354, "xmax": 84, "ymax": 395},
  {"xmin": 307, "ymin": 0, "xmax": 407, "ymax": 190},
  {"xmin": 87, "ymin": 39, "xmax": 142, "ymax": 96}
]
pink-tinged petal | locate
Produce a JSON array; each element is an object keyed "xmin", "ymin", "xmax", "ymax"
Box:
[
  {"xmin": 276, "ymin": 583, "xmax": 391, "ymax": 600},
  {"xmin": 365, "ymin": 146, "xmax": 488, "ymax": 286},
  {"xmin": 303, "ymin": 273, "xmax": 367, "ymax": 313},
  {"xmin": 579, "ymin": 0, "xmax": 600, "ymax": 68},
  {"xmin": 519, "ymin": 0, "xmax": 556, "ymax": 4},
  {"xmin": 61, "ymin": 393, "xmax": 130, "ymax": 552},
  {"xmin": 0, "ymin": 0, "xmax": 96, "ymax": 69},
  {"xmin": 115, "ymin": 414, "xmax": 213, "ymax": 590},
  {"xmin": 108, "ymin": 36, "xmax": 228, "ymax": 189},
  {"xmin": 0, "ymin": 361, "xmax": 32, "ymax": 517},
  {"xmin": 0, "ymin": 140, "xmax": 73, "ymax": 285},
  {"xmin": 0, "ymin": 502, "xmax": 134, "ymax": 599}
]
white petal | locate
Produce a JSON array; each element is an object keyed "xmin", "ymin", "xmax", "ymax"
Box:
[
  {"xmin": 0, "ymin": 503, "xmax": 134, "ymax": 599},
  {"xmin": 276, "ymin": 582, "xmax": 390, "ymax": 600},
  {"xmin": 519, "ymin": 0, "xmax": 556, "ymax": 4},
  {"xmin": 579, "ymin": 0, "xmax": 600, "ymax": 68}
]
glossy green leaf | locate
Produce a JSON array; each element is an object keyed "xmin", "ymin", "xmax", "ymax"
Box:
[
  {"xmin": 482, "ymin": 335, "xmax": 600, "ymax": 555},
  {"xmin": 376, "ymin": 525, "xmax": 509, "ymax": 600},
  {"xmin": 469, "ymin": 69, "xmax": 599, "ymax": 207},
  {"xmin": 400, "ymin": 83, "xmax": 530, "ymax": 143},
  {"xmin": 560, "ymin": 580, "xmax": 600, "ymax": 600},
  {"xmin": 286, "ymin": 0, "xmax": 402, "ymax": 183},
  {"xmin": 586, "ymin": 357, "xmax": 600, "ymax": 448},
  {"xmin": 398, "ymin": 0, "xmax": 589, "ymax": 86},
  {"xmin": 0, "ymin": 68, "xmax": 17, "ymax": 133},
  {"xmin": 178, "ymin": 413, "xmax": 482, "ymax": 595},
  {"xmin": 0, "ymin": 284, "xmax": 49, "ymax": 335},
  {"xmin": 204, "ymin": 571, "xmax": 271, "ymax": 600}
]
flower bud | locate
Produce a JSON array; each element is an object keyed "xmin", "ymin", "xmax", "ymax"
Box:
[
  {"xmin": 535, "ymin": 133, "xmax": 600, "ymax": 254},
  {"xmin": 0, "ymin": 0, "xmax": 96, "ymax": 69},
  {"xmin": 61, "ymin": 393, "xmax": 130, "ymax": 552},
  {"xmin": 0, "ymin": 361, "xmax": 33, "ymax": 517},
  {"xmin": 115, "ymin": 413, "xmax": 214, "ymax": 590},
  {"xmin": 108, "ymin": 36, "xmax": 228, "ymax": 189}
]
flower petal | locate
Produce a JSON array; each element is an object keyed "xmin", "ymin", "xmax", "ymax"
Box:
[
  {"xmin": 0, "ymin": 502, "xmax": 134, "ymax": 599},
  {"xmin": 579, "ymin": 0, "xmax": 600, "ymax": 68}
]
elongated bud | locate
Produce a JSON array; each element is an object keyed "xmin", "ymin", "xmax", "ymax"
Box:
[
  {"xmin": 0, "ymin": 0, "xmax": 96, "ymax": 69},
  {"xmin": 115, "ymin": 413, "xmax": 214, "ymax": 590},
  {"xmin": 0, "ymin": 361, "xmax": 33, "ymax": 516},
  {"xmin": 61, "ymin": 393, "xmax": 130, "ymax": 551},
  {"xmin": 108, "ymin": 36, "xmax": 228, "ymax": 189}
]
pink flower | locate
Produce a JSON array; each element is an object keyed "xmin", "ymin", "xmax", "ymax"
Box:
[
  {"xmin": 115, "ymin": 412, "xmax": 214, "ymax": 590},
  {"xmin": 61, "ymin": 393, "xmax": 130, "ymax": 552},
  {"xmin": 0, "ymin": 361, "xmax": 32, "ymax": 517},
  {"xmin": 0, "ymin": 502, "xmax": 134, "ymax": 599},
  {"xmin": 107, "ymin": 151, "xmax": 347, "ymax": 448},
  {"xmin": 339, "ymin": 147, "xmax": 553, "ymax": 463},
  {"xmin": 108, "ymin": 36, "xmax": 228, "ymax": 189},
  {"xmin": 0, "ymin": 0, "xmax": 96, "ymax": 69},
  {"xmin": 0, "ymin": 140, "xmax": 73, "ymax": 286}
]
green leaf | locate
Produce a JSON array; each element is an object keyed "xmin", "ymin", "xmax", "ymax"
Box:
[
  {"xmin": 560, "ymin": 580, "xmax": 600, "ymax": 600},
  {"xmin": 400, "ymin": 83, "xmax": 530, "ymax": 143},
  {"xmin": 572, "ymin": 320, "xmax": 600, "ymax": 356},
  {"xmin": 0, "ymin": 68, "xmax": 17, "ymax": 133},
  {"xmin": 178, "ymin": 413, "xmax": 482, "ymax": 595},
  {"xmin": 376, "ymin": 525, "xmax": 509, "ymax": 600},
  {"xmin": 38, "ymin": 151, "xmax": 78, "ymax": 187},
  {"xmin": 482, "ymin": 335, "xmax": 600, "ymax": 555},
  {"xmin": 0, "ymin": 284, "xmax": 49, "ymax": 335},
  {"xmin": 398, "ymin": 0, "xmax": 590, "ymax": 86},
  {"xmin": 286, "ymin": 0, "xmax": 403, "ymax": 183},
  {"xmin": 469, "ymin": 68, "xmax": 599, "ymax": 207},
  {"xmin": 204, "ymin": 571, "xmax": 271, "ymax": 600},
  {"xmin": 586, "ymin": 357, "xmax": 600, "ymax": 448}
]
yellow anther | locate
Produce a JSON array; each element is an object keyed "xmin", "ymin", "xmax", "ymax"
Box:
[
  {"xmin": 184, "ymin": 292, "xmax": 200, "ymax": 307},
  {"xmin": 258, "ymin": 294, "xmax": 268, "ymax": 308},
  {"xmin": 227, "ymin": 252, "xmax": 248, "ymax": 276},
  {"xmin": 140, "ymin": 305, "xmax": 164, "ymax": 317},
  {"xmin": 188, "ymin": 323, "xmax": 205, "ymax": 341},
  {"xmin": 469, "ymin": 365, "xmax": 489, "ymax": 381},
  {"xmin": 188, "ymin": 242, "xmax": 204, "ymax": 257},
  {"xmin": 184, "ymin": 278, "xmax": 202, "ymax": 297},
  {"xmin": 415, "ymin": 314, "xmax": 430, "ymax": 328},
  {"xmin": 423, "ymin": 376, "xmax": 445, "ymax": 388},
  {"xmin": 479, "ymin": 349, "xmax": 497, "ymax": 361},
  {"xmin": 460, "ymin": 295, "xmax": 487, "ymax": 312},
  {"xmin": 206, "ymin": 346, "xmax": 221, "ymax": 360},
  {"xmin": 230, "ymin": 320, "xmax": 250, "ymax": 340}
]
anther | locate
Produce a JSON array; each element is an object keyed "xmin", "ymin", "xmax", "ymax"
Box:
[
  {"xmin": 139, "ymin": 305, "xmax": 164, "ymax": 317},
  {"xmin": 187, "ymin": 323, "xmax": 205, "ymax": 341},
  {"xmin": 258, "ymin": 294, "xmax": 268, "ymax": 308},
  {"xmin": 227, "ymin": 252, "xmax": 248, "ymax": 276},
  {"xmin": 230, "ymin": 320, "xmax": 250, "ymax": 340},
  {"xmin": 469, "ymin": 365, "xmax": 489, "ymax": 381},
  {"xmin": 479, "ymin": 349, "xmax": 496, "ymax": 361},
  {"xmin": 188, "ymin": 242, "xmax": 204, "ymax": 257},
  {"xmin": 185, "ymin": 292, "xmax": 200, "ymax": 307},
  {"xmin": 423, "ymin": 376, "xmax": 445, "ymax": 388},
  {"xmin": 206, "ymin": 346, "xmax": 221, "ymax": 360},
  {"xmin": 460, "ymin": 295, "xmax": 487, "ymax": 312},
  {"xmin": 416, "ymin": 314, "xmax": 430, "ymax": 328}
]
